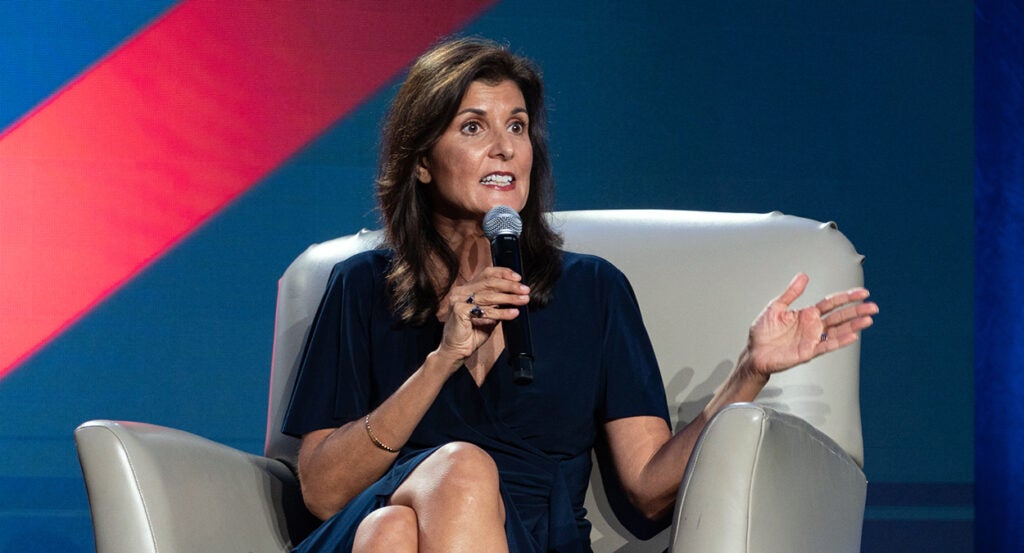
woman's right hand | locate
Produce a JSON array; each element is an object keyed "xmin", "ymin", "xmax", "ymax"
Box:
[{"xmin": 436, "ymin": 267, "xmax": 531, "ymax": 369}]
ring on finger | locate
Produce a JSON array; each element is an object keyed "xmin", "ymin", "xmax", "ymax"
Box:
[
  {"xmin": 820, "ymin": 332, "xmax": 828, "ymax": 342},
  {"xmin": 466, "ymin": 293, "xmax": 475, "ymax": 304},
  {"xmin": 470, "ymin": 305, "xmax": 484, "ymax": 318}
]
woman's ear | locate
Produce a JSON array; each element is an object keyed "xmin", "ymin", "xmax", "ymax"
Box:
[{"xmin": 416, "ymin": 158, "xmax": 432, "ymax": 184}]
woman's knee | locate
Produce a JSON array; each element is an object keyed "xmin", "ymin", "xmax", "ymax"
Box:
[
  {"xmin": 353, "ymin": 505, "xmax": 418, "ymax": 552},
  {"xmin": 395, "ymin": 442, "xmax": 503, "ymax": 511},
  {"xmin": 432, "ymin": 442, "xmax": 501, "ymax": 489}
]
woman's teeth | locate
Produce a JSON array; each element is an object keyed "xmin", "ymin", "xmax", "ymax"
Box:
[{"xmin": 480, "ymin": 174, "xmax": 514, "ymax": 187}]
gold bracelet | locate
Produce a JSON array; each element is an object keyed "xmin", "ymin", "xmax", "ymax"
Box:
[{"xmin": 364, "ymin": 415, "xmax": 399, "ymax": 453}]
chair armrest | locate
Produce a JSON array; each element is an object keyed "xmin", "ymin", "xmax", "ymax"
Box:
[
  {"xmin": 668, "ymin": 404, "xmax": 866, "ymax": 553},
  {"xmin": 74, "ymin": 420, "xmax": 318, "ymax": 553}
]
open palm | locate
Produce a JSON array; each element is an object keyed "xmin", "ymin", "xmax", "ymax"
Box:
[{"xmin": 747, "ymin": 273, "xmax": 877, "ymax": 375}]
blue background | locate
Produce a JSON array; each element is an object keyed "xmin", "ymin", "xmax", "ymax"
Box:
[
  {"xmin": 0, "ymin": 1, "xmax": 974, "ymax": 551},
  {"xmin": 975, "ymin": 0, "xmax": 1022, "ymax": 551}
]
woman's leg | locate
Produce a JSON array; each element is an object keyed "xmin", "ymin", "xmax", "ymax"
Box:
[
  {"xmin": 352, "ymin": 505, "xmax": 418, "ymax": 553},
  {"xmin": 388, "ymin": 442, "xmax": 509, "ymax": 553}
]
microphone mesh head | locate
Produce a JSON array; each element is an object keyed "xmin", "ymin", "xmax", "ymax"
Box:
[{"xmin": 483, "ymin": 206, "xmax": 522, "ymax": 239}]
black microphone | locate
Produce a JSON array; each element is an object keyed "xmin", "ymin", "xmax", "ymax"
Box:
[{"xmin": 483, "ymin": 206, "xmax": 534, "ymax": 385}]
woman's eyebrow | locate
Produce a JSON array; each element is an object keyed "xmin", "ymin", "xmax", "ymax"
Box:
[{"xmin": 455, "ymin": 107, "xmax": 528, "ymax": 117}]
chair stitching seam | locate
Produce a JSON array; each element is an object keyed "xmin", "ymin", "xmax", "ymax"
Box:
[
  {"xmin": 743, "ymin": 412, "xmax": 767, "ymax": 553},
  {"xmin": 98, "ymin": 425, "xmax": 161, "ymax": 553}
]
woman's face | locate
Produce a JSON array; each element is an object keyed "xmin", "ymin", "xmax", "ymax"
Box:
[{"xmin": 418, "ymin": 79, "xmax": 533, "ymax": 221}]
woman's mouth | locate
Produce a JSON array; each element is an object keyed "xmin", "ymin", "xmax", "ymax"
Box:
[{"xmin": 480, "ymin": 173, "xmax": 515, "ymax": 189}]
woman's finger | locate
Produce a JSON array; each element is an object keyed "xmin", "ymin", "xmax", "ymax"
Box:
[
  {"xmin": 476, "ymin": 266, "xmax": 523, "ymax": 282},
  {"xmin": 465, "ymin": 303, "xmax": 516, "ymax": 322},
  {"xmin": 472, "ymin": 290, "xmax": 531, "ymax": 309},
  {"xmin": 821, "ymin": 301, "xmax": 878, "ymax": 327},
  {"xmin": 818, "ymin": 314, "xmax": 875, "ymax": 353},
  {"xmin": 450, "ymin": 276, "xmax": 529, "ymax": 305},
  {"xmin": 774, "ymin": 273, "xmax": 809, "ymax": 308},
  {"xmin": 458, "ymin": 279, "xmax": 529, "ymax": 306},
  {"xmin": 815, "ymin": 288, "xmax": 871, "ymax": 315},
  {"xmin": 475, "ymin": 276, "xmax": 531, "ymax": 297}
]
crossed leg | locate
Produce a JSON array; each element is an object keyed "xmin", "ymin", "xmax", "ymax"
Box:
[
  {"xmin": 352, "ymin": 442, "xmax": 509, "ymax": 553},
  {"xmin": 352, "ymin": 505, "xmax": 418, "ymax": 553}
]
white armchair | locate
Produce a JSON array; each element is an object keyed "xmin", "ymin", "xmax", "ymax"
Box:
[{"xmin": 76, "ymin": 209, "xmax": 867, "ymax": 553}]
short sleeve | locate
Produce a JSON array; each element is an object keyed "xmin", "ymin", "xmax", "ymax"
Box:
[
  {"xmin": 598, "ymin": 263, "xmax": 671, "ymax": 425},
  {"xmin": 281, "ymin": 254, "xmax": 379, "ymax": 437}
]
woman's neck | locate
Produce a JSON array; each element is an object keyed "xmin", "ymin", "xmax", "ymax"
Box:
[{"xmin": 434, "ymin": 215, "xmax": 492, "ymax": 283}]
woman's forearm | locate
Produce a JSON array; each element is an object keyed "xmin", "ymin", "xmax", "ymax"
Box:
[
  {"xmin": 626, "ymin": 348, "xmax": 770, "ymax": 520},
  {"xmin": 297, "ymin": 350, "xmax": 462, "ymax": 519},
  {"xmin": 697, "ymin": 347, "xmax": 769, "ymax": 422}
]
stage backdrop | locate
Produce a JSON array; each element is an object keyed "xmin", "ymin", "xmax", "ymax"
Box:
[
  {"xmin": 975, "ymin": 0, "xmax": 1023, "ymax": 552},
  {"xmin": 0, "ymin": 1, "xmax": 972, "ymax": 551}
]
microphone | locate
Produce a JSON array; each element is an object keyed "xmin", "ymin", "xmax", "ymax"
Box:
[{"xmin": 483, "ymin": 206, "xmax": 534, "ymax": 385}]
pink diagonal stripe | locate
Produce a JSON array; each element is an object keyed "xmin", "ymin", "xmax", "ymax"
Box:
[{"xmin": 0, "ymin": 0, "xmax": 496, "ymax": 377}]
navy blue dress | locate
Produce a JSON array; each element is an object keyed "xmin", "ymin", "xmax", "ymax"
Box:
[{"xmin": 282, "ymin": 250, "xmax": 670, "ymax": 553}]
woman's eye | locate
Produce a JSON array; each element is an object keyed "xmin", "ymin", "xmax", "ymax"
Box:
[
  {"xmin": 509, "ymin": 121, "xmax": 526, "ymax": 134},
  {"xmin": 461, "ymin": 121, "xmax": 482, "ymax": 134}
]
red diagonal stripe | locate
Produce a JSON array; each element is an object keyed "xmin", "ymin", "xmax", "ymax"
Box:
[{"xmin": 0, "ymin": 0, "xmax": 496, "ymax": 377}]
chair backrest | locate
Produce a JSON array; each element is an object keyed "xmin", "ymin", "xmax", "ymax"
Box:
[{"xmin": 264, "ymin": 209, "xmax": 864, "ymax": 549}]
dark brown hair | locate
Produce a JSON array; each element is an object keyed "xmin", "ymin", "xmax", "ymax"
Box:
[{"xmin": 376, "ymin": 37, "xmax": 563, "ymax": 325}]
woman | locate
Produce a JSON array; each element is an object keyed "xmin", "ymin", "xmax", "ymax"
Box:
[{"xmin": 283, "ymin": 37, "xmax": 877, "ymax": 553}]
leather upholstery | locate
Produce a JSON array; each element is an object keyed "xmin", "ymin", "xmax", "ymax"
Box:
[
  {"xmin": 75, "ymin": 420, "xmax": 318, "ymax": 553},
  {"xmin": 77, "ymin": 209, "xmax": 867, "ymax": 553}
]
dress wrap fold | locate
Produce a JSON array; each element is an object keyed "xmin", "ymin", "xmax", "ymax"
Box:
[{"xmin": 283, "ymin": 250, "xmax": 670, "ymax": 552}]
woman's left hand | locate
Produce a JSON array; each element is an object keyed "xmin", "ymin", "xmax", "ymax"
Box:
[{"xmin": 746, "ymin": 273, "xmax": 878, "ymax": 376}]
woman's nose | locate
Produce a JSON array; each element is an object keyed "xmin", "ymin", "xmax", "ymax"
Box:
[{"xmin": 490, "ymin": 133, "xmax": 514, "ymax": 160}]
